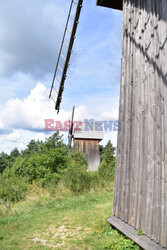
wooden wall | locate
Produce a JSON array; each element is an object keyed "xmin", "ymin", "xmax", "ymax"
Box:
[
  {"xmin": 113, "ymin": 0, "xmax": 167, "ymax": 247},
  {"xmin": 74, "ymin": 139, "xmax": 100, "ymax": 171}
]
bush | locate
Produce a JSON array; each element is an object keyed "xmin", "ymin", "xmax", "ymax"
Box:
[
  {"xmin": 13, "ymin": 147, "xmax": 68, "ymax": 186},
  {"xmin": 0, "ymin": 170, "xmax": 28, "ymax": 203},
  {"xmin": 88, "ymin": 171, "xmax": 100, "ymax": 189},
  {"xmin": 63, "ymin": 165, "xmax": 91, "ymax": 193},
  {"xmin": 69, "ymin": 151, "xmax": 88, "ymax": 171},
  {"xmin": 63, "ymin": 151, "xmax": 91, "ymax": 193}
]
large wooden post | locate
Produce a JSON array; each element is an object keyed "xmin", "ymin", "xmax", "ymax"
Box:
[{"xmin": 97, "ymin": 0, "xmax": 167, "ymax": 248}]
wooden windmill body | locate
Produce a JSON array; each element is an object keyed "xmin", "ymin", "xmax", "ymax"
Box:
[
  {"xmin": 97, "ymin": 0, "xmax": 167, "ymax": 249},
  {"xmin": 74, "ymin": 122, "xmax": 103, "ymax": 172}
]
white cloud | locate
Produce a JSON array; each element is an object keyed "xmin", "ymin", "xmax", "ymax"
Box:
[
  {"xmin": 0, "ymin": 0, "xmax": 69, "ymax": 77},
  {"xmin": 0, "ymin": 119, "xmax": 3, "ymax": 129},
  {"xmin": 101, "ymin": 109, "xmax": 119, "ymax": 120},
  {"xmin": 0, "ymin": 83, "xmax": 63, "ymax": 131},
  {"xmin": 100, "ymin": 131, "xmax": 118, "ymax": 147},
  {"xmin": 0, "ymin": 83, "xmax": 99, "ymax": 133},
  {"xmin": 7, "ymin": 130, "xmax": 21, "ymax": 142},
  {"xmin": 33, "ymin": 132, "xmax": 47, "ymax": 142},
  {"xmin": 0, "ymin": 83, "xmax": 119, "ymax": 153}
]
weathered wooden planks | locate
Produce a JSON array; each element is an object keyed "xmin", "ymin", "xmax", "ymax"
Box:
[
  {"xmin": 112, "ymin": 0, "xmax": 167, "ymax": 248},
  {"xmin": 74, "ymin": 139, "xmax": 101, "ymax": 171}
]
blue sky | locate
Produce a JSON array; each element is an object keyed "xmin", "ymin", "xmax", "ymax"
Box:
[{"xmin": 0, "ymin": 0, "xmax": 122, "ymax": 153}]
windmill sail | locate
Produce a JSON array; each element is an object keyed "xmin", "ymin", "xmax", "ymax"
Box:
[{"xmin": 49, "ymin": 0, "xmax": 83, "ymax": 112}]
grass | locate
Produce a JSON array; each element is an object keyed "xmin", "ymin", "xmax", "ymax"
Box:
[{"xmin": 0, "ymin": 184, "xmax": 139, "ymax": 249}]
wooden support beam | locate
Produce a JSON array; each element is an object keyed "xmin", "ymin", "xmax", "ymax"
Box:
[
  {"xmin": 96, "ymin": 0, "xmax": 123, "ymax": 10},
  {"xmin": 107, "ymin": 217, "xmax": 166, "ymax": 250}
]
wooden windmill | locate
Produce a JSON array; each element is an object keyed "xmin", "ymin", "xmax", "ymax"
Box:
[
  {"xmin": 73, "ymin": 121, "xmax": 103, "ymax": 171},
  {"xmin": 97, "ymin": 0, "xmax": 167, "ymax": 249},
  {"xmin": 67, "ymin": 107, "xmax": 103, "ymax": 171}
]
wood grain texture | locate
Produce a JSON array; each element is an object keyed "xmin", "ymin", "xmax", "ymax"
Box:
[
  {"xmin": 73, "ymin": 139, "xmax": 101, "ymax": 171},
  {"xmin": 112, "ymin": 0, "xmax": 167, "ymax": 247}
]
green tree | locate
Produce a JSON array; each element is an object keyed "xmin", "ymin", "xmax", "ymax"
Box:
[
  {"xmin": 100, "ymin": 140, "xmax": 116, "ymax": 162},
  {"xmin": 0, "ymin": 152, "xmax": 10, "ymax": 174},
  {"xmin": 21, "ymin": 139, "xmax": 43, "ymax": 156},
  {"xmin": 98, "ymin": 140, "xmax": 116, "ymax": 181},
  {"xmin": 9, "ymin": 147, "xmax": 20, "ymax": 166},
  {"xmin": 99, "ymin": 144, "xmax": 104, "ymax": 159},
  {"xmin": 43, "ymin": 132, "xmax": 65, "ymax": 150},
  {"xmin": 98, "ymin": 150, "xmax": 116, "ymax": 181},
  {"xmin": 104, "ymin": 140, "xmax": 115, "ymax": 154},
  {"xmin": 10, "ymin": 148, "xmax": 20, "ymax": 158}
]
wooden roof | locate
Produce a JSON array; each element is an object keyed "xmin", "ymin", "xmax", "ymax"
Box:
[
  {"xmin": 74, "ymin": 122, "xmax": 103, "ymax": 140},
  {"xmin": 96, "ymin": 0, "xmax": 123, "ymax": 10}
]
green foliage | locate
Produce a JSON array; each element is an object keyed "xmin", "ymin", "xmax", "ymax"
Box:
[
  {"xmin": 100, "ymin": 140, "xmax": 116, "ymax": 161},
  {"xmin": 21, "ymin": 139, "xmax": 42, "ymax": 156},
  {"xmin": 0, "ymin": 148, "xmax": 20, "ymax": 174},
  {"xmin": 70, "ymin": 150, "xmax": 88, "ymax": 170},
  {"xmin": 0, "ymin": 152, "xmax": 10, "ymax": 174},
  {"xmin": 137, "ymin": 229, "xmax": 143, "ymax": 236},
  {"xmin": 0, "ymin": 133, "xmax": 116, "ymax": 202},
  {"xmin": 10, "ymin": 147, "xmax": 20, "ymax": 159},
  {"xmin": 13, "ymin": 147, "xmax": 68, "ymax": 186},
  {"xmin": 0, "ymin": 132, "xmax": 68, "ymax": 202},
  {"xmin": 63, "ymin": 151, "xmax": 91, "ymax": 193},
  {"xmin": 98, "ymin": 150, "xmax": 116, "ymax": 182},
  {"xmin": 0, "ymin": 170, "xmax": 27, "ymax": 202},
  {"xmin": 84, "ymin": 224, "xmax": 139, "ymax": 249},
  {"xmin": 104, "ymin": 140, "xmax": 116, "ymax": 154},
  {"xmin": 42, "ymin": 132, "xmax": 65, "ymax": 150},
  {"xmin": 21, "ymin": 132, "xmax": 66, "ymax": 156}
]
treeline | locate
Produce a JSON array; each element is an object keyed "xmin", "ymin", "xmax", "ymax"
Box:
[{"xmin": 0, "ymin": 132, "xmax": 116, "ymax": 203}]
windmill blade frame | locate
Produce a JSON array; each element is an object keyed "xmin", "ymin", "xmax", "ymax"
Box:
[{"xmin": 49, "ymin": 0, "xmax": 83, "ymax": 112}]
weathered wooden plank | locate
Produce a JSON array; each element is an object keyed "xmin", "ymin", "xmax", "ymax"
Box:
[
  {"xmin": 143, "ymin": 0, "xmax": 153, "ymax": 238},
  {"xmin": 160, "ymin": 1, "xmax": 167, "ymax": 246},
  {"xmin": 107, "ymin": 216, "xmax": 167, "ymax": 250},
  {"xmin": 122, "ymin": 0, "xmax": 132, "ymax": 222},
  {"xmin": 113, "ymin": 0, "xmax": 128, "ymax": 218},
  {"xmin": 135, "ymin": 0, "xmax": 143, "ymax": 230},
  {"xmin": 128, "ymin": 1, "xmax": 137, "ymax": 228}
]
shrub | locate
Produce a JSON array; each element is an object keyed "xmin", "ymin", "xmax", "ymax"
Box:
[
  {"xmin": 0, "ymin": 169, "xmax": 28, "ymax": 203},
  {"xmin": 70, "ymin": 151, "xmax": 88, "ymax": 170},
  {"xmin": 63, "ymin": 164, "xmax": 91, "ymax": 193},
  {"xmin": 13, "ymin": 147, "xmax": 68, "ymax": 186},
  {"xmin": 88, "ymin": 171, "xmax": 101, "ymax": 189},
  {"xmin": 63, "ymin": 151, "xmax": 91, "ymax": 193}
]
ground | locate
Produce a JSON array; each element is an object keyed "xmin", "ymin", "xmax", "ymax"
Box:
[{"xmin": 0, "ymin": 184, "xmax": 139, "ymax": 249}]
